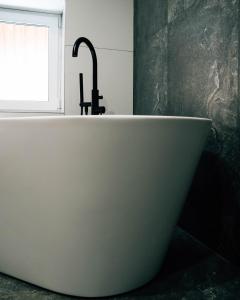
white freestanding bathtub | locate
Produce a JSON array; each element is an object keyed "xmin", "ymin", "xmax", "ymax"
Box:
[{"xmin": 0, "ymin": 115, "xmax": 211, "ymax": 297}]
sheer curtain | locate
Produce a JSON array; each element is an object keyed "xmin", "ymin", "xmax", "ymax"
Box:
[{"xmin": 0, "ymin": 22, "xmax": 48, "ymax": 101}]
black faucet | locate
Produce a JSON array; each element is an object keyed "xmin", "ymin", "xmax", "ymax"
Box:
[{"xmin": 72, "ymin": 37, "xmax": 105, "ymax": 115}]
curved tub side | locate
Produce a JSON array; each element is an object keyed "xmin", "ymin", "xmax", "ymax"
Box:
[{"xmin": 0, "ymin": 117, "xmax": 211, "ymax": 296}]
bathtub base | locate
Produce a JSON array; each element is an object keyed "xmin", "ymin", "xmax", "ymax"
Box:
[{"xmin": 1, "ymin": 253, "xmax": 165, "ymax": 297}]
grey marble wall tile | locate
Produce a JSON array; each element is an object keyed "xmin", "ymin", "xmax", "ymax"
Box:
[
  {"xmin": 134, "ymin": 0, "xmax": 240, "ymax": 263},
  {"xmin": 134, "ymin": 0, "xmax": 168, "ymax": 115},
  {"xmin": 168, "ymin": 0, "xmax": 200, "ymax": 23},
  {"xmin": 168, "ymin": 0, "xmax": 240, "ymax": 262},
  {"xmin": 168, "ymin": 0, "xmax": 184, "ymax": 23}
]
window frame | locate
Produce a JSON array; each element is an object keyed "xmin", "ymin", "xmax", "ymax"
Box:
[{"xmin": 0, "ymin": 7, "xmax": 63, "ymax": 113}]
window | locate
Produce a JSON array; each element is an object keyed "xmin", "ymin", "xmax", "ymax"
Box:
[{"xmin": 0, "ymin": 8, "xmax": 63, "ymax": 112}]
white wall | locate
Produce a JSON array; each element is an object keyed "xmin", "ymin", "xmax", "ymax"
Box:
[
  {"xmin": 64, "ymin": 0, "xmax": 133, "ymax": 115},
  {"xmin": 0, "ymin": 0, "xmax": 133, "ymax": 116},
  {"xmin": 65, "ymin": 0, "xmax": 133, "ymax": 50}
]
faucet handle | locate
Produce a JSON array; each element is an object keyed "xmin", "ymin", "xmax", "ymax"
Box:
[{"xmin": 98, "ymin": 95, "xmax": 103, "ymax": 100}]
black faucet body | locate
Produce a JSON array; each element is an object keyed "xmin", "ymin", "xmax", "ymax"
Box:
[{"xmin": 72, "ymin": 37, "xmax": 105, "ymax": 115}]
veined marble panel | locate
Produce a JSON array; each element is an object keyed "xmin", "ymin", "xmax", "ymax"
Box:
[
  {"xmin": 134, "ymin": 0, "xmax": 240, "ymax": 263},
  {"xmin": 134, "ymin": 0, "xmax": 168, "ymax": 115}
]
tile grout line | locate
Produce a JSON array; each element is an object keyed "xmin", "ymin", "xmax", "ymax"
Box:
[{"xmin": 65, "ymin": 44, "xmax": 133, "ymax": 53}]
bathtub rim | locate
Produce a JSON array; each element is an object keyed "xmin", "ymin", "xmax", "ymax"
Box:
[{"xmin": 0, "ymin": 115, "xmax": 212, "ymax": 123}]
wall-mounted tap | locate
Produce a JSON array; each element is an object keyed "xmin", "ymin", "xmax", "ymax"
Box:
[{"xmin": 72, "ymin": 37, "xmax": 105, "ymax": 115}]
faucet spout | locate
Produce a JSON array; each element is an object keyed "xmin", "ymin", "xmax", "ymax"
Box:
[
  {"xmin": 72, "ymin": 37, "xmax": 98, "ymax": 91},
  {"xmin": 72, "ymin": 37, "xmax": 105, "ymax": 115}
]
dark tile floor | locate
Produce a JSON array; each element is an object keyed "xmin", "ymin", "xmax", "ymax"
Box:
[{"xmin": 0, "ymin": 227, "xmax": 239, "ymax": 299}]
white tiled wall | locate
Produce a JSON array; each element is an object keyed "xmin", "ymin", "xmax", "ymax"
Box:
[
  {"xmin": 65, "ymin": 0, "xmax": 133, "ymax": 51},
  {"xmin": 64, "ymin": 0, "xmax": 133, "ymax": 115}
]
